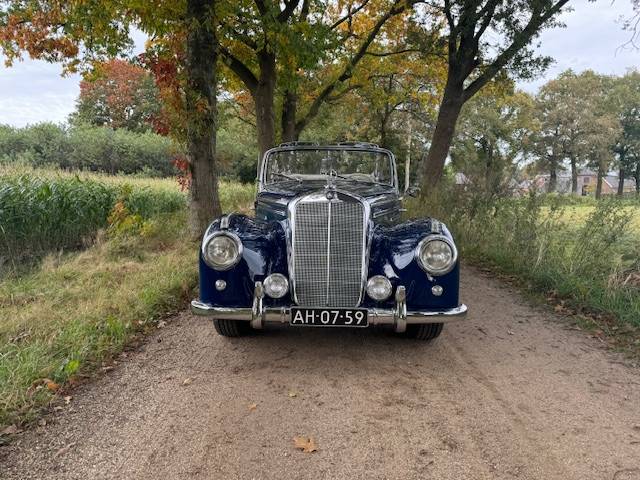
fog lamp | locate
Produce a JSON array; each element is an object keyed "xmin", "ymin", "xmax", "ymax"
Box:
[
  {"xmin": 366, "ymin": 275, "xmax": 393, "ymax": 301},
  {"xmin": 264, "ymin": 273, "xmax": 289, "ymax": 298}
]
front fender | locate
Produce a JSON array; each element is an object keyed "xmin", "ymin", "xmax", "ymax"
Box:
[
  {"xmin": 364, "ymin": 218, "xmax": 460, "ymax": 310},
  {"xmin": 198, "ymin": 215, "xmax": 290, "ymax": 307}
]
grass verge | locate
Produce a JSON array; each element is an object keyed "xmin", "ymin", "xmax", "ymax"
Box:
[
  {"xmin": 408, "ymin": 191, "xmax": 640, "ymax": 354},
  {"xmin": 0, "ymin": 174, "xmax": 255, "ymax": 430}
]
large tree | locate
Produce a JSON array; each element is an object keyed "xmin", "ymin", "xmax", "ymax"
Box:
[
  {"xmin": 0, "ymin": 0, "xmax": 222, "ymax": 233},
  {"xmin": 218, "ymin": 0, "xmax": 416, "ymax": 156},
  {"xmin": 451, "ymin": 78, "xmax": 535, "ymax": 196},
  {"xmin": 419, "ymin": 0, "xmax": 571, "ymax": 191},
  {"xmin": 609, "ymin": 71, "xmax": 640, "ymax": 196},
  {"xmin": 73, "ymin": 59, "xmax": 165, "ymax": 133}
]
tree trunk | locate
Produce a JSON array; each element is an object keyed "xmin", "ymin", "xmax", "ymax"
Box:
[
  {"xmin": 570, "ymin": 156, "xmax": 578, "ymax": 194},
  {"xmin": 548, "ymin": 163, "xmax": 557, "ymax": 193},
  {"xmin": 595, "ymin": 163, "xmax": 604, "ymax": 199},
  {"xmin": 254, "ymin": 51, "xmax": 277, "ymax": 160},
  {"xmin": 281, "ymin": 90, "xmax": 298, "ymax": 143},
  {"xmin": 421, "ymin": 83, "xmax": 464, "ymax": 191},
  {"xmin": 636, "ymin": 162, "xmax": 640, "ymax": 196},
  {"xmin": 185, "ymin": 0, "xmax": 220, "ymax": 236},
  {"xmin": 618, "ymin": 167, "xmax": 626, "ymax": 196},
  {"xmin": 404, "ymin": 118, "xmax": 412, "ymax": 193}
]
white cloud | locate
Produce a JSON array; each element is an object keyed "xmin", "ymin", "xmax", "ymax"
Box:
[
  {"xmin": 519, "ymin": 0, "xmax": 640, "ymax": 92},
  {"xmin": 0, "ymin": 60, "xmax": 80, "ymax": 126},
  {"xmin": 0, "ymin": 5, "xmax": 639, "ymax": 126}
]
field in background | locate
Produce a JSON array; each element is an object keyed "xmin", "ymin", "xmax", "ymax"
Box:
[
  {"xmin": 0, "ymin": 165, "xmax": 255, "ymax": 271},
  {"xmin": 0, "ymin": 169, "xmax": 255, "ymax": 428}
]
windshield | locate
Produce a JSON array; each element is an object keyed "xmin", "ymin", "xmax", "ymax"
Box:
[{"xmin": 263, "ymin": 148, "xmax": 394, "ymax": 186}]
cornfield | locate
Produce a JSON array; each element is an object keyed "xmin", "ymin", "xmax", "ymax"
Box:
[{"xmin": 0, "ymin": 171, "xmax": 187, "ymax": 265}]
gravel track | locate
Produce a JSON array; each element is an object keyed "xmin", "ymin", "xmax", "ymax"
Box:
[{"xmin": 2, "ymin": 267, "xmax": 640, "ymax": 480}]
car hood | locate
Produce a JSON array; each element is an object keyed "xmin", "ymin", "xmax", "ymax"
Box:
[{"xmin": 256, "ymin": 180, "xmax": 401, "ymax": 224}]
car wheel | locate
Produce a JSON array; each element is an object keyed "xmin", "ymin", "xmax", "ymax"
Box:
[
  {"xmin": 404, "ymin": 322, "xmax": 443, "ymax": 341},
  {"xmin": 213, "ymin": 319, "xmax": 252, "ymax": 337}
]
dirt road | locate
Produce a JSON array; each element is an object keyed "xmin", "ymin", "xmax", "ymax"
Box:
[{"xmin": 2, "ymin": 267, "xmax": 640, "ymax": 480}]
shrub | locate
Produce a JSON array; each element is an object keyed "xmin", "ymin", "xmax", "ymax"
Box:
[
  {"xmin": 0, "ymin": 123, "xmax": 181, "ymax": 176},
  {"xmin": 408, "ymin": 189, "xmax": 640, "ymax": 327}
]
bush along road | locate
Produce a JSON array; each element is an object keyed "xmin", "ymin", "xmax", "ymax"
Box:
[{"xmin": 1, "ymin": 266, "xmax": 640, "ymax": 480}]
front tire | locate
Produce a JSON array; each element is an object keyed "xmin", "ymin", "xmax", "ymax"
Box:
[
  {"xmin": 404, "ymin": 322, "xmax": 443, "ymax": 341},
  {"xmin": 213, "ymin": 319, "xmax": 252, "ymax": 337}
]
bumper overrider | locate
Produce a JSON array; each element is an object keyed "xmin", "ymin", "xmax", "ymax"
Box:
[{"xmin": 191, "ymin": 282, "xmax": 468, "ymax": 333}]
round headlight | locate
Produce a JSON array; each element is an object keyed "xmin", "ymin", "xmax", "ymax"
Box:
[
  {"xmin": 202, "ymin": 232, "xmax": 242, "ymax": 270},
  {"xmin": 264, "ymin": 273, "xmax": 289, "ymax": 298},
  {"xmin": 366, "ymin": 275, "xmax": 393, "ymax": 301},
  {"xmin": 416, "ymin": 235, "xmax": 457, "ymax": 276}
]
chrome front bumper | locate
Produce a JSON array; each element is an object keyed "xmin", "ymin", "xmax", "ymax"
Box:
[{"xmin": 191, "ymin": 283, "xmax": 467, "ymax": 333}]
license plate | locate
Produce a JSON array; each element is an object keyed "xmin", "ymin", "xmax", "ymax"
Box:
[{"xmin": 290, "ymin": 308, "xmax": 369, "ymax": 327}]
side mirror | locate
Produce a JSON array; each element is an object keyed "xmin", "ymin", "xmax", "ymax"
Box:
[{"xmin": 405, "ymin": 185, "xmax": 421, "ymax": 198}]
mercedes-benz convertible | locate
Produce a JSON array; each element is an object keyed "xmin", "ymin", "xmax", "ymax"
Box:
[{"xmin": 191, "ymin": 142, "xmax": 467, "ymax": 340}]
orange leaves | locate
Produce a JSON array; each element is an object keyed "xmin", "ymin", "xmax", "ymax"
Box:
[{"xmin": 293, "ymin": 436, "xmax": 318, "ymax": 453}]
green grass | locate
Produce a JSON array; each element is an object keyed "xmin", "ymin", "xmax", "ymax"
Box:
[
  {"xmin": 0, "ymin": 171, "xmax": 254, "ymax": 428},
  {"xmin": 409, "ymin": 192, "xmax": 640, "ymax": 332}
]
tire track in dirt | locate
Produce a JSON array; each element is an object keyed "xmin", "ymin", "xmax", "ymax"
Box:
[{"xmin": 2, "ymin": 266, "xmax": 640, "ymax": 480}]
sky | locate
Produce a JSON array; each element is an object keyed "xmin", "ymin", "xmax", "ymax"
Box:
[{"xmin": 0, "ymin": 0, "xmax": 639, "ymax": 127}]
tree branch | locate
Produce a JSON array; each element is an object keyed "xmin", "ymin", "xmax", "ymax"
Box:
[
  {"xmin": 463, "ymin": 0, "xmax": 570, "ymax": 101},
  {"xmin": 330, "ymin": 0, "xmax": 372, "ymax": 30},
  {"xmin": 219, "ymin": 46, "xmax": 259, "ymax": 94},
  {"xmin": 277, "ymin": 0, "xmax": 301, "ymax": 22},
  {"xmin": 297, "ymin": 1, "xmax": 407, "ymax": 133},
  {"xmin": 364, "ymin": 47, "xmax": 423, "ymax": 57}
]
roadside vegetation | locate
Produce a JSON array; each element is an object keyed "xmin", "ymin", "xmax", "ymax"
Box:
[
  {"xmin": 0, "ymin": 165, "xmax": 186, "ymax": 269},
  {"xmin": 410, "ymin": 191, "xmax": 640, "ymax": 337},
  {"xmin": 0, "ymin": 170, "xmax": 254, "ymax": 429}
]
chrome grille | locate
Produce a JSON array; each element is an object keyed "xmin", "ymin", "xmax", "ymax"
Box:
[{"xmin": 292, "ymin": 196, "xmax": 365, "ymax": 307}]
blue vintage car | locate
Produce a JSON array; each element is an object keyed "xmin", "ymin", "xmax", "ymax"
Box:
[{"xmin": 191, "ymin": 142, "xmax": 467, "ymax": 340}]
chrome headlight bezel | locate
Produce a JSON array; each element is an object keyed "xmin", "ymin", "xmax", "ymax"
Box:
[
  {"xmin": 201, "ymin": 231, "xmax": 243, "ymax": 271},
  {"xmin": 415, "ymin": 234, "xmax": 458, "ymax": 276}
]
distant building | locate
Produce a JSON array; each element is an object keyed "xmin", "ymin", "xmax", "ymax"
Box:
[{"xmin": 534, "ymin": 170, "xmax": 637, "ymax": 195}]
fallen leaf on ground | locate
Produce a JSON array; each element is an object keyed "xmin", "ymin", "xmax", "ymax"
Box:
[
  {"xmin": 248, "ymin": 403, "xmax": 257, "ymax": 411},
  {"xmin": 182, "ymin": 378, "xmax": 193, "ymax": 386},
  {"xmin": 55, "ymin": 442, "xmax": 76, "ymax": 457},
  {"xmin": 45, "ymin": 379, "xmax": 60, "ymax": 392},
  {"xmin": 288, "ymin": 391, "xmax": 297, "ymax": 398},
  {"xmin": 1, "ymin": 425, "xmax": 22, "ymax": 436},
  {"xmin": 293, "ymin": 436, "xmax": 318, "ymax": 453}
]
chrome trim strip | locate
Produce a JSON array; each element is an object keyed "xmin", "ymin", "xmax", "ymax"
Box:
[
  {"xmin": 325, "ymin": 200, "xmax": 332, "ymax": 305},
  {"xmin": 190, "ymin": 300, "xmax": 468, "ymax": 325}
]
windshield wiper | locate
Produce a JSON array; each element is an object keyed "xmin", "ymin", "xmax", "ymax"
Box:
[
  {"xmin": 321, "ymin": 171, "xmax": 349, "ymax": 180},
  {"xmin": 271, "ymin": 172, "xmax": 301, "ymax": 182},
  {"xmin": 335, "ymin": 176, "xmax": 387, "ymax": 187}
]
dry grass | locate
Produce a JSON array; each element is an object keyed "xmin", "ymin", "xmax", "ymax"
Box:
[{"xmin": 0, "ymin": 172, "xmax": 255, "ymax": 428}]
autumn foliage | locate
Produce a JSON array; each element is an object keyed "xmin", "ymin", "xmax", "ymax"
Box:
[{"xmin": 75, "ymin": 59, "xmax": 168, "ymax": 134}]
